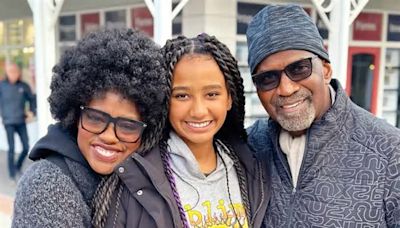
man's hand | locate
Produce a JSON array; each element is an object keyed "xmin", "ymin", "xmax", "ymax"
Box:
[{"xmin": 25, "ymin": 111, "xmax": 35, "ymax": 123}]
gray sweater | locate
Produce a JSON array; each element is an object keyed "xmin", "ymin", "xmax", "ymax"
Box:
[
  {"xmin": 167, "ymin": 132, "xmax": 246, "ymax": 227},
  {"xmin": 12, "ymin": 124, "xmax": 100, "ymax": 228}
]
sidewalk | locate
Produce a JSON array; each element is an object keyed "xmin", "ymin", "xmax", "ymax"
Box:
[{"xmin": 0, "ymin": 150, "xmax": 32, "ymax": 228}]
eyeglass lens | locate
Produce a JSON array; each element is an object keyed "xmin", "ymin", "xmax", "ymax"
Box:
[
  {"xmin": 80, "ymin": 107, "xmax": 145, "ymax": 143},
  {"xmin": 252, "ymin": 57, "xmax": 314, "ymax": 91}
]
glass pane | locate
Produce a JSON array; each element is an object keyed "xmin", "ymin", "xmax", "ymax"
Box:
[
  {"xmin": 236, "ymin": 41, "xmax": 248, "ymax": 66},
  {"xmin": 6, "ymin": 20, "xmax": 23, "ymax": 45},
  {"xmin": 81, "ymin": 13, "xmax": 100, "ymax": 37},
  {"xmin": 350, "ymin": 54, "xmax": 374, "ymax": 112},
  {"xmin": 59, "ymin": 15, "xmax": 76, "ymax": 42},
  {"xmin": 131, "ymin": 7, "xmax": 153, "ymax": 37},
  {"xmin": 23, "ymin": 19, "xmax": 34, "ymax": 46},
  {"xmin": 384, "ymin": 49, "xmax": 400, "ymax": 128},
  {"xmin": 172, "ymin": 2, "xmax": 182, "ymax": 35},
  {"xmin": 105, "ymin": 10, "xmax": 126, "ymax": 29}
]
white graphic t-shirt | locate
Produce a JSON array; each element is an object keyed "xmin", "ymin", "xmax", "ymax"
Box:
[{"xmin": 168, "ymin": 132, "xmax": 248, "ymax": 228}]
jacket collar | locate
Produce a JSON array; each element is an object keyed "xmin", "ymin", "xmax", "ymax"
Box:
[
  {"xmin": 116, "ymin": 146, "xmax": 182, "ymax": 226},
  {"xmin": 29, "ymin": 123, "xmax": 89, "ymax": 167},
  {"xmin": 268, "ymin": 79, "xmax": 351, "ymax": 168}
]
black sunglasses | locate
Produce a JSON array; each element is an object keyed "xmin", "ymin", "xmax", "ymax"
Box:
[
  {"xmin": 80, "ymin": 106, "xmax": 147, "ymax": 143},
  {"xmin": 252, "ymin": 56, "xmax": 318, "ymax": 91}
]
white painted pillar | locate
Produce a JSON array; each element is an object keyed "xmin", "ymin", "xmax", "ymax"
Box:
[
  {"xmin": 28, "ymin": 0, "xmax": 63, "ymax": 137},
  {"xmin": 311, "ymin": 0, "xmax": 369, "ymax": 90},
  {"xmin": 182, "ymin": 0, "xmax": 237, "ymax": 53},
  {"xmin": 154, "ymin": 0, "xmax": 172, "ymax": 45},
  {"xmin": 145, "ymin": 0, "xmax": 190, "ymax": 45},
  {"xmin": 328, "ymin": 0, "xmax": 351, "ymax": 89}
]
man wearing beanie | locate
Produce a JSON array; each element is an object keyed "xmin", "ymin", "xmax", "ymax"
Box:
[{"xmin": 246, "ymin": 4, "xmax": 400, "ymax": 227}]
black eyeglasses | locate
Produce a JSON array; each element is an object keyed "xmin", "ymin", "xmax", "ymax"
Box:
[
  {"xmin": 252, "ymin": 56, "xmax": 318, "ymax": 91},
  {"xmin": 79, "ymin": 106, "xmax": 147, "ymax": 143}
]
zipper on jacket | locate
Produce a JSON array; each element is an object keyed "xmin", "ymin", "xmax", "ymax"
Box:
[
  {"xmin": 286, "ymin": 129, "xmax": 311, "ymax": 227},
  {"xmin": 286, "ymin": 187, "xmax": 297, "ymax": 226}
]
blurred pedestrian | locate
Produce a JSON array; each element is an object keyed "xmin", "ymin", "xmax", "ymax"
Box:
[{"xmin": 0, "ymin": 62, "xmax": 36, "ymax": 180}]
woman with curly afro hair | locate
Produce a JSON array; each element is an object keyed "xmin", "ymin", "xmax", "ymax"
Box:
[
  {"xmin": 92, "ymin": 33, "xmax": 269, "ymax": 228},
  {"xmin": 12, "ymin": 28, "xmax": 168, "ymax": 227}
]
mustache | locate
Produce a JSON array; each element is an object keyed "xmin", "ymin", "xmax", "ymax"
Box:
[{"xmin": 274, "ymin": 89, "xmax": 312, "ymax": 106}]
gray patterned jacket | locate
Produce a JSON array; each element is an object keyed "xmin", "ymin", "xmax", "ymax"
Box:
[{"xmin": 248, "ymin": 79, "xmax": 400, "ymax": 227}]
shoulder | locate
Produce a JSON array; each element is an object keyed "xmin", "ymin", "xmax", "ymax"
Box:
[
  {"xmin": 12, "ymin": 160, "xmax": 91, "ymax": 227},
  {"xmin": 246, "ymin": 119, "xmax": 273, "ymax": 153},
  {"xmin": 19, "ymin": 81, "xmax": 31, "ymax": 90},
  {"xmin": 247, "ymin": 119, "xmax": 269, "ymax": 136},
  {"xmin": 343, "ymin": 103, "xmax": 400, "ymax": 161},
  {"xmin": 348, "ymin": 103, "xmax": 400, "ymax": 144}
]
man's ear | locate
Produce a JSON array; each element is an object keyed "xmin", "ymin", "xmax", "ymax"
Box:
[{"xmin": 322, "ymin": 61, "xmax": 332, "ymax": 84}]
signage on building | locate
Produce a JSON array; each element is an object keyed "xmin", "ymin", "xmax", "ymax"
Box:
[
  {"xmin": 388, "ymin": 14, "xmax": 400, "ymax": 41},
  {"xmin": 353, "ymin": 12, "xmax": 382, "ymax": 41},
  {"xmin": 81, "ymin": 13, "xmax": 100, "ymax": 37},
  {"xmin": 131, "ymin": 7, "xmax": 153, "ymax": 37},
  {"xmin": 236, "ymin": 2, "xmax": 265, "ymax": 35}
]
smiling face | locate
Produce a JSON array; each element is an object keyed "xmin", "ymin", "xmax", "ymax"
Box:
[
  {"xmin": 77, "ymin": 91, "xmax": 142, "ymax": 175},
  {"xmin": 255, "ymin": 50, "xmax": 332, "ymax": 136},
  {"xmin": 169, "ymin": 54, "xmax": 232, "ymax": 150}
]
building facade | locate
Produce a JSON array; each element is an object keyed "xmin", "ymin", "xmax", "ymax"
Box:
[{"xmin": 0, "ymin": 0, "xmax": 400, "ymax": 150}]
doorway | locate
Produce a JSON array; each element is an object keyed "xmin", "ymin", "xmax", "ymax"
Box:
[{"xmin": 347, "ymin": 47, "xmax": 381, "ymax": 114}]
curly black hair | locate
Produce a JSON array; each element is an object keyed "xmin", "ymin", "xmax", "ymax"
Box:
[{"xmin": 49, "ymin": 28, "xmax": 168, "ymax": 153}]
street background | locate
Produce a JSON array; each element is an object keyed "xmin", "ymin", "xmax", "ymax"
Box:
[{"xmin": 0, "ymin": 150, "xmax": 32, "ymax": 228}]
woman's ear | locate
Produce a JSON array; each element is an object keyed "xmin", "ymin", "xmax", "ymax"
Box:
[{"xmin": 227, "ymin": 94, "xmax": 232, "ymax": 111}]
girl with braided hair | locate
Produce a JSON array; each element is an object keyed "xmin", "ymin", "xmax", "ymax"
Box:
[
  {"xmin": 92, "ymin": 33, "xmax": 269, "ymax": 228},
  {"xmin": 12, "ymin": 28, "xmax": 168, "ymax": 227}
]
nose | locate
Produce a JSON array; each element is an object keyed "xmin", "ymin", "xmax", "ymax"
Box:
[
  {"xmin": 190, "ymin": 97, "xmax": 207, "ymax": 119},
  {"xmin": 275, "ymin": 72, "xmax": 300, "ymax": 97},
  {"xmin": 98, "ymin": 123, "xmax": 119, "ymax": 143}
]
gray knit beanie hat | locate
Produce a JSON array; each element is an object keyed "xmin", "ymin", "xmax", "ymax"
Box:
[{"xmin": 246, "ymin": 4, "xmax": 330, "ymax": 74}]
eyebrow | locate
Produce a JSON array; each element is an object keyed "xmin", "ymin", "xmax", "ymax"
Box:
[
  {"xmin": 172, "ymin": 84, "xmax": 224, "ymax": 92},
  {"xmin": 87, "ymin": 107, "xmax": 141, "ymax": 121}
]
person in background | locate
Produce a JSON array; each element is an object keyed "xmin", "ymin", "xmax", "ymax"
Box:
[
  {"xmin": 91, "ymin": 33, "xmax": 269, "ymax": 228},
  {"xmin": 0, "ymin": 62, "xmax": 36, "ymax": 180},
  {"xmin": 12, "ymin": 28, "xmax": 168, "ymax": 227},
  {"xmin": 246, "ymin": 4, "xmax": 400, "ymax": 227}
]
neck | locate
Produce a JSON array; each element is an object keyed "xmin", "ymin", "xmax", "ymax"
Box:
[
  {"xmin": 187, "ymin": 141, "xmax": 217, "ymax": 174},
  {"xmin": 288, "ymin": 129, "xmax": 306, "ymax": 137}
]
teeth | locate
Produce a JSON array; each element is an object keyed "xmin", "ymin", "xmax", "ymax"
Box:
[
  {"xmin": 95, "ymin": 146, "xmax": 115, "ymax": 157},
  {"xmin": 282, "ymin": 101, "xmax": 302, "ymax": 109},
  {"xmin": 187, "ymin": 121, "xmax": 211, "ymax": 128}
]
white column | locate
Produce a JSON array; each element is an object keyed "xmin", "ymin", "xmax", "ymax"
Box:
[
  {"xmin": 154, "ymin": 0, "xmax": 172, "ymax": 45},
  {"xmin": 145, "ymin": 0, "xmax": 190, "ymax": 46},
  {"xmin": 182, "ymin": 0, "xmax": 237, "ymax": 53},
  {"xmin": 28, "ymin": 0, "xmax": 63, "ymax": 137},
  {"xmin": 311, "ymin": 0, "xmax": 369, "ymax": 90},
  {"xmin": 328, "ymin": 0, "xmax": 351, "ymax": 89}
]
